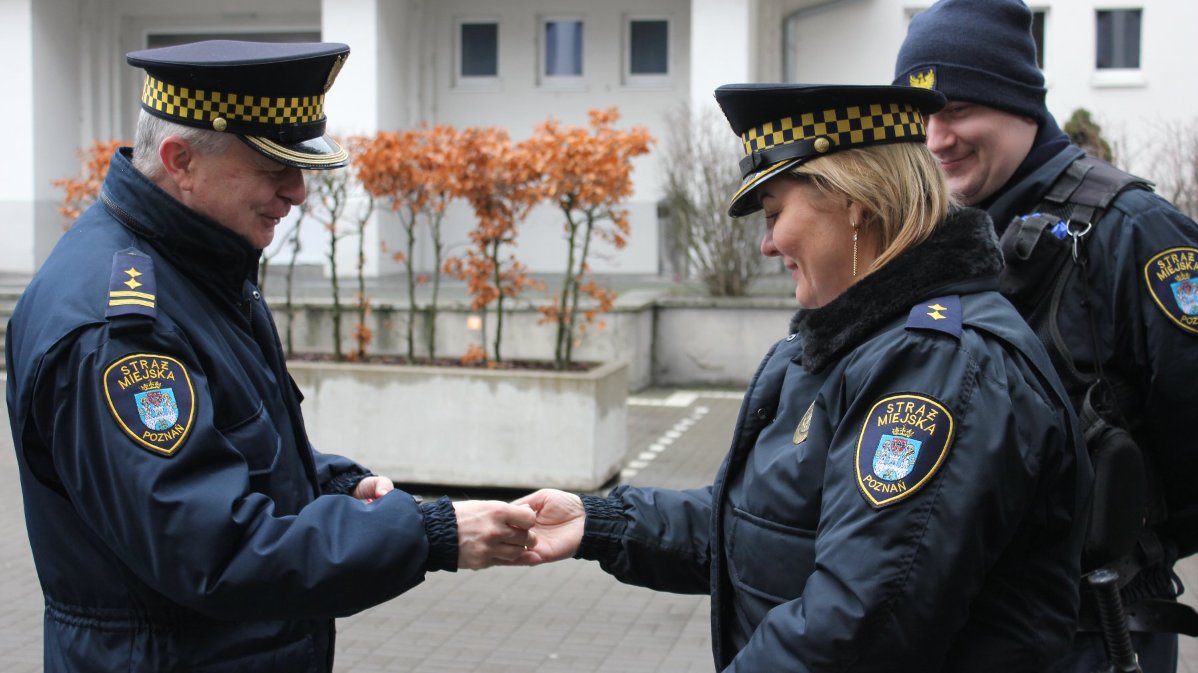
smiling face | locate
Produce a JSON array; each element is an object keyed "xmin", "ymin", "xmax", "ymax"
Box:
[
  {"xmin": 174, "ymin": 139, "xmax": 306, "ymax": 249},
  {"xmin": 925, "ymin": 101, "xmax": 1038, "ymax": 206},
  {"xmin": 758, "ymin": 175, "xmax": 870, "ymax": 309}
]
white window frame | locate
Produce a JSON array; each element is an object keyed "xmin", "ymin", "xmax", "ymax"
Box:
[
  {"xmin": 1028, "ymin": 6, "xmax": 1053, "ymax": 89},
  {"xmin": 454, "ymin": 16, "xmax": 501, "ymax": 91},
  {"xmin": 623, "ymin": 15, "xmax": 672, "ymax": 88},
  {"xmin": 538, "ymin": 15, "xmax": 586, "ymax": 90},
  {"xmin": 1092, "ymin": 5, "xmax": 1146, "ymax": 88}
]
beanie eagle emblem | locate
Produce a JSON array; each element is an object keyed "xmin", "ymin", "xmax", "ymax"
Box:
[{"xmin": 909, "ymin": 68, "xmax": 936, "ymax": 90}]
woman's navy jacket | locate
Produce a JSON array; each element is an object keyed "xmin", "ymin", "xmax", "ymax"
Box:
[{"xmin": 578, "ymin": 209, "xmax": 1092, "ymax": 672}]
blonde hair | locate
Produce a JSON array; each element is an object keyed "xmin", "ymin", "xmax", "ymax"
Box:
[{"xmin": 789, "ymin": 142, "xmax": 954, "ymax": 271}]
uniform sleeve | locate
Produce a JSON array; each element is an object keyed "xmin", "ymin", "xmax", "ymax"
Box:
[
  {"xmin": 725, "ymin": 331, "xmax": 1081, "ymax": 671},
  {"xmin": 39, "ymin": 324, "xmax": 438, "ymax": 620},
  {"xmin": 576, "ymin": 484, "xmax": 713, "ymax": 595},
  {"xmin": 312, "ymin": 448, "xmax": 373, "ymax": 495},
  {"xmin": 1104, "ymin": 194, "xmax": 1198, "ymax": 557}
]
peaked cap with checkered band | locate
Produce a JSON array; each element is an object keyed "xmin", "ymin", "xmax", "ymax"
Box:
[
  {"xmin": 127, "ymin": 40, "xmax": 350, "ymax": 169},
  {"xmin": 715, "ymin": 84, "xmax": 945, "ymax": 217}
]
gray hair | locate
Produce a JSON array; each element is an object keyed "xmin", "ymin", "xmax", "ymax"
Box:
[{"xmin": 132, "ymin": 111, "xmax": 237, "ymax": 181}]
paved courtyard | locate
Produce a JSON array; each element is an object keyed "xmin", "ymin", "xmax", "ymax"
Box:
[{"xmin": 0, "ymin": 388, "xmax": 1194, "ymax": 671}]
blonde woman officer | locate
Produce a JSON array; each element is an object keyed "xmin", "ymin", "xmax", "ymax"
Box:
[{"xmin": 514, "ymin": 84, "xmax": 1091, "ymax": 672}]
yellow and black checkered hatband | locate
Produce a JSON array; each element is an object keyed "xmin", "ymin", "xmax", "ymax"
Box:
[
  {"xmin": 739, "ymin": 102, "xmax": 926, "ymax": 173},
  {"xmin": 141, "ymin": 75, "xmax": 326, "ymax": 141}
]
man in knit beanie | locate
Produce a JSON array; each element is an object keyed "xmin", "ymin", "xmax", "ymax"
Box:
[
  {"xmin": 894, "ymin": 0, "xmax": 1067, "ymax": 209},
  {"xmin": 894, "ymin": 2, "xmax": 1198, "ymax": 673}
]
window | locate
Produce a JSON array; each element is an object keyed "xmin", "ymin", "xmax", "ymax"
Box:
[
  {"xmin": 1031, "ymin": 10, "xmax": 1046, "ymax": 69},
  {"xmin": 459, "ymin": 21, "xmax": 498, "ymax": 78},
  {"xmin": 629, "ymin": 19, "xmax": 668, "ymax": 76},
  {"xmin": 543, "ymin": 19, "xmax": 584, "ymax": 78},
  {"xmin": 1096, "ymin": 9, "xmax": 1141, "ymax": 69}
]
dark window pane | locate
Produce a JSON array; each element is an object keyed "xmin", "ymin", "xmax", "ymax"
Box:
[
  {"xmin": 630, "ymin": 20, "xmax": 668, "ymax": 75},
  {"xmin": 545, "ymin": 21, "xmax": 583, "ymax": 76},
  {"xmin": 461, "ymin": 22, "xmax": 498, "ymax": 77},
  {"xmin": 1031, "ymin": 11, "xmax": 1045, "ymax": 69},
  {"xmin": 1096, "ymin": 9, "xmax": 1142, "ymax": 69}
]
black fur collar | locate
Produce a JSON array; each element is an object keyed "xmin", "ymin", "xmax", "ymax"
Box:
[{"xmin": 790, "ymin": 207, "xmax": 1002, "ymax": 373}]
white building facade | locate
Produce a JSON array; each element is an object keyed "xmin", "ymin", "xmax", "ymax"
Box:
[{"xmin": 3, "ymin": 0, "xmax": 1194, "ymax": 276}]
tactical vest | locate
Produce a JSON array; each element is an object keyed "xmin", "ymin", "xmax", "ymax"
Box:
[{"xmin": 997, "ymin": 154, "xmax": 1198, "ymax": 644}]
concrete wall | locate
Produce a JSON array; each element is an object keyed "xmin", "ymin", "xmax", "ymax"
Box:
[
  {"xmin": 271, "ymin": 291, "xmax": 795, "ymax": 391},
  {"xmin": 0, "ymin": 0, "xmax": 35, "ymax": 274},
  {"xmin": 290, "ymin": 359, "xmax": 628, "ymax": 489},
  {"xmin": 1, "ymin": 0, "xmax": 81, "ymax": 272}
]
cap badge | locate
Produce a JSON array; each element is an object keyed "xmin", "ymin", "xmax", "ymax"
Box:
[
  {"xmin": 103, "ymin": 354, "xmax": 196, "ymax": 457},
  {"xmin": 855, "ymin": 393, "xmax": 955, "ymax": 508},
  {"xmin": 323, "ymin": 53, "xmax": 347, "ymax": 93},
  {"xmin": 909, "ymin": 68, "xmax": 936, "ymax": 90},
  {"xmin": 1143, "ymin": 247, "xmax": 1198, "ymax": 334}
]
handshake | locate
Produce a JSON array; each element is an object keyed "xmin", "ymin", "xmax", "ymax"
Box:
[
  {"xmin": 451, "ymin": 489, "xmax": 585, "ymax": 570},
  {"xmin": 355, "ymin": 477, "xmax": 586, "ymax": 570}
]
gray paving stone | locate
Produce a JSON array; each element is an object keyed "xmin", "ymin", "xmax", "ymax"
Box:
[{"xmin": 1, "ymin": 390, "xmax": 1195, "ymax": 672}]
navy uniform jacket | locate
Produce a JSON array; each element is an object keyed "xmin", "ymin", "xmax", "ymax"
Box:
[
  {"xmin": 5, "ymin": 149, "xmax": 458, "ymax": 672},
  {"xmin": 989, "ymin": 145, "xmax": 1198, "ymax": 571},
  {"xmin": 578, "ymin": 209, "xmax": 1091, "ymax": 671}
]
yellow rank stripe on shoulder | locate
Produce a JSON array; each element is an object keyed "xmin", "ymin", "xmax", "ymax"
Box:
[
  {"xmin": 107, "ymin": 249, "xmax": 157, "ymax": 319},
  {"xmin": 102, "ymin": 354, "xmax": 196, "ymax": 457}
]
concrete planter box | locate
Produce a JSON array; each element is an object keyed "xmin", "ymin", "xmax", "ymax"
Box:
[
  {"xmin": 275, "ymin": 292, "xmax": 795, "ymax": 392},
  {"xmin": 289, "ymin": 359, "xmax": 628, "ymax": 490}
]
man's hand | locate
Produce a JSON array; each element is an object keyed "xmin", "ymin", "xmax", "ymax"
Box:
[
  {"xmin": 453, "ymin": 500, "xmax": 538, "ymax": 570},
  {"xmin": 352, "ymin": 475, "xmax": 395, "ymax": 503},
  {"xmin": 508, "ymin": 489, "xmax": 585, "ymax": 565}
]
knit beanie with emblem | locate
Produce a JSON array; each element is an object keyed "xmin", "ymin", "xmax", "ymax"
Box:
[{"xmin": 893, "ymin": 0, "xmax": 1047, "ymax": 124}]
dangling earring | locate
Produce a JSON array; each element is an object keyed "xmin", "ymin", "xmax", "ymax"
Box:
[{"xmin": 851, "ymin": 222, "xmax": 860, "ymax": 277}]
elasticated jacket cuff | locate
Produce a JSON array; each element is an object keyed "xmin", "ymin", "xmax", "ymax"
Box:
[
  {"xmin": 321, "ymin": 469, "xmax": 373, "ymax": 496},
  {"xmin": 419, "ymin": 496, "xmax": 458, "ymax": 573},
  {"xmin": 575, "ymin": 493, "xmax": 627, "ymax": 564}
]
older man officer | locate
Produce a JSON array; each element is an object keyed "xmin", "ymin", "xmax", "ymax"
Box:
[
  {"xmin": 894, "ymin": 1, "xmax": 1198, "ymax": 671},
  {"xmin": 5, "ymin": 41, "xmax": 535, "ymax": 672}
]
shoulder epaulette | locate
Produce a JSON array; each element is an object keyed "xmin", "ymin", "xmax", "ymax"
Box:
[
  {"xmin": 906, "ymin": 295, "xmax": 961, "ymax": 339},
  {"xmin": 106, "ymin": 248, "xmax": 157, "ymax": 320},
  {"xmin": 1041, "ymin": 154, "xmax": 1152, "ymax": 225}
]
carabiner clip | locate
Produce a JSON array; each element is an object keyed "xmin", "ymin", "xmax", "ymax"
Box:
[{"xmin": 1067, "ymin": 220, "xmax": 1093, "ymax": 263}]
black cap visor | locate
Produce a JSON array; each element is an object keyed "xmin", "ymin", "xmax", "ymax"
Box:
[{"xmin": 241, "ymin": 133, "xmax": 349, "ymax": 170}]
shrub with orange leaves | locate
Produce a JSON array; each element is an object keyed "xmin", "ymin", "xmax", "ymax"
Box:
[
  {"xmin": 355, "ymin": 126, "xmax": 467, "ymax": 360},
  {"xmin": 446, "ymin": 127, "xmax": 546, "ymax": 363},
  {"xmin": 52, "ymin": 139, "xmax": 125, "ymax": 224},
  {"xmin": 459, "ymin": 343, "xmax": 488, "ymax": 366},
  {"xmin": 525, "ymin": 108, "xmax": 653, "ymax": 368}
]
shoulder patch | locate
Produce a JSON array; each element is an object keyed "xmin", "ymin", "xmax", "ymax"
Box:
[
  {"xmin": 106, "ymin": 248, "xmax": 157, "ymax": 320},
  {"xmin": 102, "ymin": 354, "xmax": 195, "ymax": 456},
  {"xmin": 1143, "ymin": 247, "xmax": 1198, "ymax": 335},
  {"xmin": 905, "ymin": 294, "xmax": 961, "ymax": 338},
  {"xmin": 855, "ymin": 393, "xmax": 955, "ymax": 508}
]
